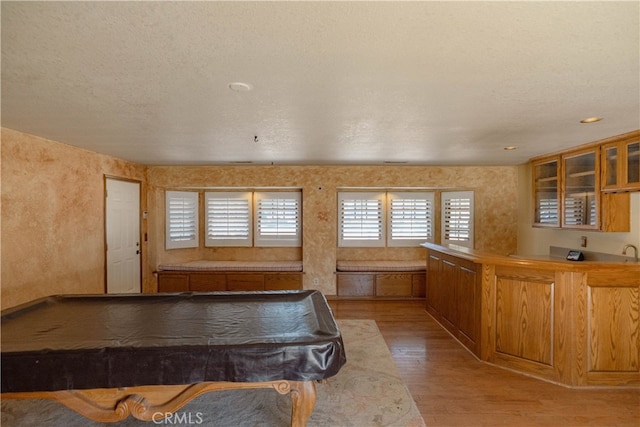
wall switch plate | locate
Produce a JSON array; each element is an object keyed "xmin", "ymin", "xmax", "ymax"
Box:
[{"xmin": 580, "ymin": 236, "xmax": 587, "ymax": 247}]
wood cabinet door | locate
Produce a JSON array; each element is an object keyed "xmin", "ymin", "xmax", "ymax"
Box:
[
  {"xmin": 376, "ymin": 274, "xmax": 412, "ymax": 297},
  {"xmin": 456, "ymin": 264, "xmax": 478, "ymax": 349},
  {"xmin": 158, "ymin": 274, "xmax": 189, "ymax": 292},
  {"xmin": 426, "ymin": 253, "xmax": 442, "ymax": 314},
  {"xmin": 265, "ymin": 274, "xmax": 302, "ymax": 291},
  {"xmin": 227, "ymin": 274, "xmax": 264, "ymax": 291},
  {"xmin": 440, "ymin": 258, "xmax": 458, "ymax": 332},
  {"xmin": 190, "ymin": 273, "xmax": 226, "ymax": 291},
  {"xmin": 337, "ymin": 274, "xmax": 375, "ymax": 297}
]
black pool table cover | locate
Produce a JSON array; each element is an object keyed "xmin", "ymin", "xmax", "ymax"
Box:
[{"xmin": 1, "ymin": 291, "xmax": 346, "ymax": 393}]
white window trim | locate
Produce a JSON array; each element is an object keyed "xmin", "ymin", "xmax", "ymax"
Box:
[
  {"xmin": 165, "ymin": 191, "xmax": 199, "ymax": 250},
  {"xmin": 254, "ymin": 191, "xmax": 302, "ymax": 247},
  {"xmin": 205, "ymin": 191, "xmax": 253, "ymax": 247},
  {"xmin": 338, "ymin": 192, "xmax": 386, "ymax": 247},
  {"xmin": 387, "ymin": 192, "xmax": 435, "ymax": 247},
  {"xmin": 441, "ymin": 190, "xmax": 474, "ymax": 249}
]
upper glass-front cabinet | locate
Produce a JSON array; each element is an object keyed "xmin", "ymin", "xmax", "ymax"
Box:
[
  {"xmin": 532, "ymin": 157, "xmax": 560, "ymax": 227},
  {"xmin": 562, "ymin": 149, "xmax": 599, "ymax": 229},
  {"xmin": 602, "ymin": 137, "xmax": 640, "ymax": 192},
  {"xmin": 530, "ymin": 131, "xmax": 636, "ymax": 232}
]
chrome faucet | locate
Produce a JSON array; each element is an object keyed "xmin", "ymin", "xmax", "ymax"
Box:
[{"xmin": 622, "ymin": 244, "xmax": 638, "ymax": 262}]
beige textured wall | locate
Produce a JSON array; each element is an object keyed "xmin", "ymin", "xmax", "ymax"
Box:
[
  {"xmin": 0, "ymin": 127, "xmax": 518, "ymax": 308},
  {"xmin": 148, "ymin": 165, "xmax": 518, "ymax": 295},
  {"xmin": 1, "ymin": 128, "xmax": 147, "ymax": 309}
]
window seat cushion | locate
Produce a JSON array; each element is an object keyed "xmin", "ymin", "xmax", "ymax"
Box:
[
  {"xmin": 336, "ymin": 260, "xmax": 425, "ymax": 272},
  {"xmin": 158, "ymin": 260, "xmax": 303, "ymax": 272}
]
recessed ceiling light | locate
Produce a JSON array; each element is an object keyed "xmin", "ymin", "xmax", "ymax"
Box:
[
  {"xmin": 580, "ymin": 117, "xmax": 603, "ymax": 123},
  {"xmin": 503, "ymin": 146, "xmax": 517, "ymax": 151},
  {"xmin": 228, "ymin": 82, "xmax": 253, "ymax": 92}
]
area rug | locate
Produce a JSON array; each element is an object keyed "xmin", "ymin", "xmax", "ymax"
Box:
[{"xmin": 1, "ymin": 319, "xmax": 425, "ymax": 427}]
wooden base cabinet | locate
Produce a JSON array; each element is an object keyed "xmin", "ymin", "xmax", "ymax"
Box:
[
  {"xmin": 583, "ymin": 271, "xmax": 640, "ymax": 386},
  {"xmin": 486, "ymin": 266, "xmax": 556, "ymax": 379},
  {"xmin": 482, "ymin": 266, "xmax": 640, "ymax": 387},
  {"xmin": 157, "ymin": 271, "xmax": 302, "ymax": 293},
  {"xmin": 337, "ymin": 272, "xmax": 425, "ymax": 299},
  {"xmin": 423, "ymin": 242, "xmax": 640, "ymax": 387},
  {"xmin": 426, "ymin": 250, "xmax": 481, "ymax": 356}
]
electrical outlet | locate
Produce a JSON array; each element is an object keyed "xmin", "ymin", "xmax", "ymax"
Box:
[
  {"xmin": 580, "ymin": 236, "xmax": 587, "ymax": 248},
  {"xmin": 312, "ymin": 277, "xmax": 319, "ymax": 286}
]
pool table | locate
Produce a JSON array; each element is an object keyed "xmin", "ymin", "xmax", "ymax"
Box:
[{"xmin": 1, "ymin": 290, "xmax": 346, "ymax": 425}]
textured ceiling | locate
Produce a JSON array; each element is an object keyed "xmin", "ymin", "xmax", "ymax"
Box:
[{"xmin": 2, "ymin": 1, "xmax": 639, "ymax": 166}]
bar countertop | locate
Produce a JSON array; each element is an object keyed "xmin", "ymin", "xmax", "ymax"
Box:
[{"xmin": 420, "ymin": 242, "xmax": 640, "ymax": 271}]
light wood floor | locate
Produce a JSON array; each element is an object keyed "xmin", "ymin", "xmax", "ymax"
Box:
[{"xmin": 329, "ymin": 299, "xmax": 640, "ymax": 427}]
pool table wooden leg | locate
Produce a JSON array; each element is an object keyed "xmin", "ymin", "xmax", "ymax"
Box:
[
  {"xmin": 288, "ymin": 380, "xmax": 317, "ymax": 427},
  {"xmin": 3, "ymin": 379, "xmax": 319, "ymax": 425}
]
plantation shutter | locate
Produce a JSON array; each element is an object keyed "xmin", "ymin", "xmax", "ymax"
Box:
[
  {"xmin": 255, "ymin": 192, "xmax": 302, "ymax": 247},
  {"xmin": 205, "ymin": 192, "xmax": 252, "ymax": 247},
  {"xmin": 563, "ymin": 197, "xmax": 585, "ymax": 226},
  {"xmin": 388, "ymin": 192, "xmax": 434, "ymax": 246},
  {"xmin": 441, "ymin": 191, "xmax": 474, "ymax": 248},
  {"xmin": 537, "ymin": 198, "xmax": 559, "ymax": 224},
  {"xmin": 563, "ymin": 196, "xmax": 597, "ymax": 227},
  {"xmin": 165, "ymin": 191, "xmax": 199, "ymax": 249},
  {"xmin": 338, "ymin": 192, "xmax": 385, "ymax": 247}
]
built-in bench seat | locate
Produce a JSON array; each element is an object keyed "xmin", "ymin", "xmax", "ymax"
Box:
[
  {"xmin": 156, "ymin": 260, "xmax": 303, "ymax": 293},
  {"xmin": 336, "ymin": 260, "xmax": 426, "ymax": 299}
]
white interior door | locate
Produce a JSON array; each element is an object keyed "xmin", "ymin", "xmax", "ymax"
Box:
[{"xmin": 106, "ymin": 178, "xmax": 141, "ymax": 294}]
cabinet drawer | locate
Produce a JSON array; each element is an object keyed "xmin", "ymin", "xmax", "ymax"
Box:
[
  {"xmin": 376, "ymin": 274, "xmax": 412, "ymax": 297},
  {"xmin": 158, "ymin": 274, "xmax": 189, "ymax": 292},
  {"xmin": 190, "ymin": 273, "xmax": 226, "ymax": 291},
  {"xmin": 227, "ymin": 274, "xmax": 264, "ymax": 291},
  {"xmin": 265, "ymin": 274, "xmax": 302, "ymax": 291}
]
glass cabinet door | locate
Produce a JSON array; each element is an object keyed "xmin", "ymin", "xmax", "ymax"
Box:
[
  {"xmin": 603, "ymin": 145, "xmax": 618, "ymax": 188},
  {"xmin": 602, "ymin": 139, "xmax": 640, "ymax": 191},
  {"xmin": 563, "ymin": 151, "xmax": 598, "ymax": 228},
  {"xmin": 533, "ymin": 158, "xmax": 559, "ymax": 227},
  {"xmin": 627, "ymin": 141, "xmax": 640, "ymax": 187}
]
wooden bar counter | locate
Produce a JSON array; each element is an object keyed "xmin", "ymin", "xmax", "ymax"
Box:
[{"xmin": 421, "ymin": 242, "xmax": 640, "ymax": 387}]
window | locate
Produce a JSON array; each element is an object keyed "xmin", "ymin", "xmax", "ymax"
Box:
[
  {"xmin": 441, "ymin": 191, "xmax": 474, "ymax": 248},
  {"xmin": 204, "ymin": 190, "xmax": 302, "ymax": 247},
  {"xmin": 388, "ymin": 192, "xmax": 434, "ymax": 246},
  {"xmin": 205, "ymin": 192, "xmax": 252, "ymax": 247},
  {"xmin": 338, "ymin": 191, "xmax": 434, "ymax": 247},
  {"xmin": 338, "ymin": 192, "xmax": 385, "ymax": 247},
  {"xmin": 255, "ymin": 192, "xmax": 302, "ymax": 247},
  {"xmin": 165, "ymin": 191, "xmax": 199, "ymax": 249}
]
